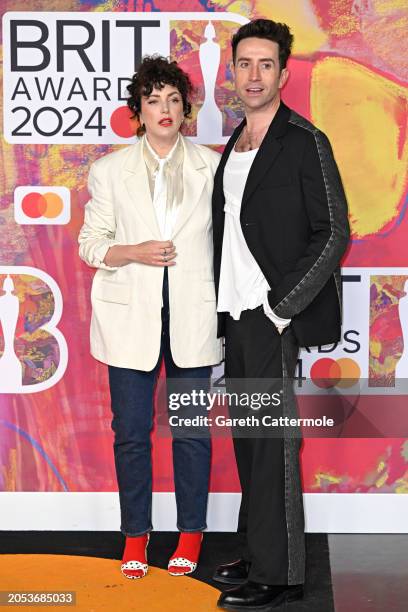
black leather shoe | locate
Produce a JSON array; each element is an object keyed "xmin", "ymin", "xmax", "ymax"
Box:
[
  {"xmin": 217, "ymin": 580, "xmax": 304, "ymax": 610},
  {"xmin": 213, "ymin": 559, "xmax": 251, "ymax": 585}
]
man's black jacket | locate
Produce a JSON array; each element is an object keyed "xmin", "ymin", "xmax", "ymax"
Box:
[{"xmin": 212, "ymin": 102, "xmax": 350, "ymax": 347}]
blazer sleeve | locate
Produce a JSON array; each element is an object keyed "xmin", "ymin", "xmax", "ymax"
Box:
[
  {"xmin": 268, "ymin": 129, "xmax": 350, "ymax": 319},
  {"xmin": 78, "ymin": 161, "xmax": 121, "ymax": 271}
]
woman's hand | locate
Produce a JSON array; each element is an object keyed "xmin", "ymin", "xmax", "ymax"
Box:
[
  {"xmin": 130, "ymin": 240, "xmax": 177, "ymax": 266},
  {"xmin": 103, "ymin": 241, "xmax": 177, "ymax": 267}
]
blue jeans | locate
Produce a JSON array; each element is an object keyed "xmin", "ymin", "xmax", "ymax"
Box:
[{"xmin": 108, "ymin": 269, "xmax": 211, "ymax": 536}]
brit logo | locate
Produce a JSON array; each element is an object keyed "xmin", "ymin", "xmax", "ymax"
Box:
[
  {"xmin": 212, "ymin": 268, "xmax": 408, "ymax": 396},
  {"xmin": 298, "ymin": 268, "xmax": 408, "ymax": 395},
  {"xmin": 0, "ymin": 267, "xmax": 68, "ymax": 393},
  {"xmin": 2, "ymin": 11, "xmax": 247, "ymax": 145}
]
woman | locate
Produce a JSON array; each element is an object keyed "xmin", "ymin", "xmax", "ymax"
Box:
[{"xmin": 78, "ymin": 56, "xmax": 222, "ymax": 579}]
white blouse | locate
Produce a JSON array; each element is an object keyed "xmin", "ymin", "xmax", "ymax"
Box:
[{"xmin": 144, "ymin": 135, "xmax": 180, "ymax": 240}]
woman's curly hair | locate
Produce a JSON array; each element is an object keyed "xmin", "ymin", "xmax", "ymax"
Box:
[{"xmin": 127, "ymin": 55, "xmax": 193, "ymax": 137}]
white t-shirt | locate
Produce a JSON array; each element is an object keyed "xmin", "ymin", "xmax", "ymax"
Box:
[{"xmin": 217, "ymin": 145, "xmax": 291, "ymax": 330}]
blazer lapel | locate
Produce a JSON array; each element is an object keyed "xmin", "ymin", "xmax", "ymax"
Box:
[
  {"xmin": 241, "ymin": 138, "xmax": 283, "ymax": 209},
  {"xmin": 241, "ymin": 101, "xmax": 291, "ymax": 212},
  {"xmin": 213, "ymin": 119, "xmax": 245, "ymax": 210},
  {"xmin": 124, "ymin": 141, "xmax": 161, "ymax": 239},
  {"xmin": 172, "ymin": 135, "xmax": 207, "ymax": 238}
]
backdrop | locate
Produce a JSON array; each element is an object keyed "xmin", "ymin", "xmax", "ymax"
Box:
[{"xmin": 0, "ymin": 0, "xmax": 407, "ymax": 532}]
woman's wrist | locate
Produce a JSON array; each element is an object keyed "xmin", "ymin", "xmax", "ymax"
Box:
[
  {"xmin": 124, "ymin": 244, "xmax": 139, "ymax": 264},
  {"xmin": 104, "ymin": 244, "xmax": 139, "ymax": 267}
]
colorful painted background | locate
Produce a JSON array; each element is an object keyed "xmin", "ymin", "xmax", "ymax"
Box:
[{"xmin": 0, "ymin": 0, "xmax": 407, "ymax": 495}]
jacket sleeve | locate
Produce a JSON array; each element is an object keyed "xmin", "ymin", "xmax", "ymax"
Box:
[
  {"xmin": 78, "ymin": 161, "xmax": 121, "ymax": 271},
  {"xmin": 268, "ymin": 129, "xmax": 350, "ymax": 319}
]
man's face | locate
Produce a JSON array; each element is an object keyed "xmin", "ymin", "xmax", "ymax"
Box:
[{"xmin": 232, "ymin": 37, "xmax": 289, "ymax": 112}]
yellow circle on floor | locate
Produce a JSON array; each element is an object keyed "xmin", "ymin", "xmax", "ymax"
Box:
[{"xmin": 0, "ymin": 555, "xmax": 220, "ymax": 611}]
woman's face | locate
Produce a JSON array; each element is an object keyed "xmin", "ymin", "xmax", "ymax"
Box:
[{"xmin": 139, "ymin": 84, "xmax": 184, "ymax": 142}]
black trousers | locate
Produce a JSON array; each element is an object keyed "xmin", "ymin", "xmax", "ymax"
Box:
[{"xmin": 225, "ymin": 307, "xmax": 305, "ymax": 585}]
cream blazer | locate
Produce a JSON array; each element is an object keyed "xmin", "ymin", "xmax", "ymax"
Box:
[{"xmin": 78, "ymin": 135, "xmax": 223, "ymax": 371}]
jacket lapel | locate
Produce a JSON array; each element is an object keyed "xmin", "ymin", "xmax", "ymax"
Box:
[
  {"xmin": 213, "ymin": 119, "xmax": 245, "ymax": 211},
  {"xmin": 241, "ymin": 102, "xmax": 291, "ymax": 213},
  {"xmin": 241, "ymin": 138, "xmax": 283, "ymax": 209},
  {"xmin": 124, "ymin": 141, "xmax": 161, "ymax": 238},
  {"xmin": 172, "ymin": 135, "xmax": 207, "ymax": 238}
]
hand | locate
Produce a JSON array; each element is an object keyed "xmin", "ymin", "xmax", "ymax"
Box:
[{"xmin": 130, "ymin": 240, "xmax": 177, "ymax": 267}]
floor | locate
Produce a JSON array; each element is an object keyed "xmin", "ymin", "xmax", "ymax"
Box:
[
  {"xmin": 329, "ymin": 535, "xmax": 408, "ymax": 612},
  {"xmin": 0, "ymin": 532, "xmax": 333, "ymax": 610},
  {"xmin": 0, "ymin": 532, "xmax": 407, "ymax": 610}
]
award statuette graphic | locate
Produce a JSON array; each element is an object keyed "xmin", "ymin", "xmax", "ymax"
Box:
[
  {"xmin": 196, "ymin": 21, "xmax": 223, "ymax": 143},
  {"xmin": 0, "ymin": 275, "xmax": 23, "ymax": 392},
  {"xmin": 0, "ymin": 267, "xmax": 68, "ymax": 394}
]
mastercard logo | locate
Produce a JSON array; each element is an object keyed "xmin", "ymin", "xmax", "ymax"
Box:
[
  {"xmin": 21, "ymin": 192, "xmax": 64, "ymax": 219},
  {"xmin": 14, "ymin": 186, "xmax": 70, "ymax": 225},
  {"xmin": 310, "ymin": 357, "xmax": 361, "ymax": 389}
]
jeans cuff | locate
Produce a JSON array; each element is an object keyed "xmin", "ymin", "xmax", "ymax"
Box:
[
  {"xmin": 177, "ymin": 525, "xmax": 207, "ymax": 532},
  {"xmin": 120, "ymin": 526, "xmax": 153, "ymax": 537}
]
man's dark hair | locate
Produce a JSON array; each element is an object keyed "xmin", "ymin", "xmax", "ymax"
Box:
[
  {"xmin": 127, "ymin": 55, "xmax": 193, "ymax": 136},
  {"xmin": 231, "ymin": 19, "xmax": 293, "ymax": 71}
]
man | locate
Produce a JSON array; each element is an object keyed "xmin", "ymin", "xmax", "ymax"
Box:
[{"xmin": 212, "ymin": 19, "xmax": 350, "ymax": 610}]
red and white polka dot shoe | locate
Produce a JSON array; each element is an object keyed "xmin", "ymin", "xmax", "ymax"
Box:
[
  {"xmin": 168, "ymin": 532, "xmax": 203, "ymax": 576},
  {"xmin": 121, "ymin": 533, "xmax": 150, "ymax": 579}
]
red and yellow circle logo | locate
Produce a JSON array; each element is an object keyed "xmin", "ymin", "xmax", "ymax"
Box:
[
  {"xmin": 310, "ymin": 357, "xmax": 361, "ymax": 388},
  {"xmin": 21, "ymin": 192, "xmax": 64, "ymax": 219},
  {"xmin": 110, "ymin": 106, "xmax": 139, "ymax": 138}
]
